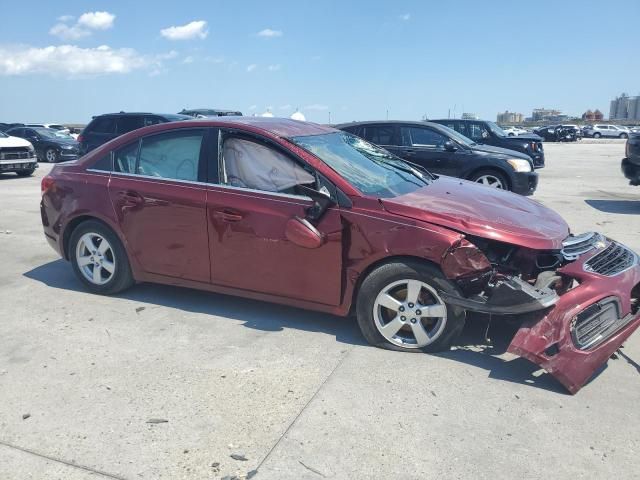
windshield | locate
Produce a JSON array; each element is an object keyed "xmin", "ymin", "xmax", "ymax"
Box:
[
  {"xmin": 486, "ymin": 121, "xmax": 507, "ymax": 137},
  {"xmin": 291, "ymin": 132, "xmax": 429, "ymax": 198},
  {"xmin": 33, "ymin": 128, "xmax": 68, "ymax": 139}
]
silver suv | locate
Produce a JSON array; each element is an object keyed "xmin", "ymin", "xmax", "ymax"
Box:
[{"xmin": 584, "ymin": 124, "xmax": 629, "ymax": 139}]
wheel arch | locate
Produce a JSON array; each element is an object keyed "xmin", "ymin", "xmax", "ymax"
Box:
[
  {"xmin": 62, "ymin": 214, "xmax": 129, "ymax": 264},
  {"xmin": 348, "ymin": 255, "xmax": 443, "ymax": 316}
]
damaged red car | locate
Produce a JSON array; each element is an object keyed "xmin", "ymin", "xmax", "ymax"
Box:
[{"xmin": 40, "ymin": 117, "xmax": 640, "ymax": 393}]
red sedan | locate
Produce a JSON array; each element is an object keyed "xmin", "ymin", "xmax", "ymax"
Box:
[{"xmin": 40, "ymin": 117, "xmax": 640, "ymax": 393}]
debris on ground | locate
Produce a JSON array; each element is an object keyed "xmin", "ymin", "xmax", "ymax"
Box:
[
  {"xmin": 22, "ymin": 413, "xmax": 31, "ymax": 420},
  {"xmin": 247, "ymin": 470, "xmax": 258, "ymax": 479},
  {"xmin": 299, "ymin": 460, "xmax": 326, "ymax": 477},
  {"xmin": 231, "ymin": 452, "xmax": 248, "ymax": 461},
  {"xmin": 146, "ymin": 418, "xmax": 168, "ymax": 424},
  {"xmin": 135, "ymin": 307, "xmax": 146, "ymax": 314}
]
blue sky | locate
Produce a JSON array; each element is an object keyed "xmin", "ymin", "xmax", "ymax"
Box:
[{"xmin": 0, "ymin": 0, "xmax": 639, "ymax": 124}]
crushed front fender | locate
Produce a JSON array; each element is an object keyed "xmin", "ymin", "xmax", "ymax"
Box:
[{"xmin": 507, "ymin": 243, "xmax": 640, "ymax": 394}]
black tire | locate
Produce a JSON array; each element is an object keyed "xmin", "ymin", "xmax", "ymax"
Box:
[
  {"xmin": 620, "ymin": 133, "xmax": 628, "ymax": 139},
  {"xmin": 593, "ymin": 132, "xmax": 602, "ymax": 138},
  {"xmin": 468, "ymin": 169, "xmax": 510, "ymax": 191},
  {"xmin": 16, "ymin": 169, "xmax": 35, "ymax": 177},
  {"xmin": 45, "ymin": 148, "xmax": 59, "ymax": 163},
  {"xmin": 356, "ymin": 260, "xmax": 466, "ymax": 353},
  {"xmin": 69, "ymin": 220, "xmax": 134, "ymax": 295}
]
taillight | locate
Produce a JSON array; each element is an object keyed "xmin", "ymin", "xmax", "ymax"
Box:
[{"xmin": 41, "ymin": 175, "xmax": 55, "ymax": 194}]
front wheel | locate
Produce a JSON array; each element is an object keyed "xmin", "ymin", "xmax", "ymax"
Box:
[
  {"xmin": 69, "ymin": 220, "xmax": 134, "ymax": 295},
  {"xmin": 356, "ymin": 261, "xmax": 465, "ymax": 353},
  {"xmin": 593, "ymin": 132, "xmax": 602, "ymax": 138},
  {"xmin": 469, "ymin": 170, "xmax": 509, "ymax": 190},
  {"xmin": 45, "ymin": 148, "xmax": 58, "ymax": 163}
]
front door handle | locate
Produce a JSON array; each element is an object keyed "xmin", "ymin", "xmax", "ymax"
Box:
[{"xmin": 213, "ymin": 209, "xmax": 243, "ymax": 222}]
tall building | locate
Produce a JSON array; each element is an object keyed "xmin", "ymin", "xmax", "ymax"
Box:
[
  {"xmin": 609, "ymin": 93, "xmax": 640, "ymax": 120},
  {"xmin": 496, "ymin": 111, "xmax": 524, "ymax": 123},
  {"xmin": 532, "ymin": 108, "xmax": 562, "ymax": 121}
]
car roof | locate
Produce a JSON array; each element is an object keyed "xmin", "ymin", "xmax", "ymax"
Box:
[
  {"xmin": 333, "ymin": 120, "xmax": 450, "ymax": 130},
  {"xmin": 430, "ymin": 119, "xmax": 485, "ymax": 123},
  {"xmin": 95, "ymin": 112, "xmax": 191, "ymax": 118}
]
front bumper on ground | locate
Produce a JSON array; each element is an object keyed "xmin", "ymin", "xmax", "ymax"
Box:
[
  {"xmin": 0, "ymin": 157, "xmax": 38, "ymax": 172},
  {"xmin": 511, "ymin": 171, "xmax": 538, "ymax": 196},
  {"xmin": 507, "ymin": 240, "xmax": 640, "ymax": 394},
  {"xmin": 621, "ymin": 157, "xmax": 640, "ymax": 185}
]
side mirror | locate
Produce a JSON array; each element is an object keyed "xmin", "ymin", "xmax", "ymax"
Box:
[
  {"xmin": 444, "ymin": 141, "xmax": 458, "ymax": 152},
  {"xmin": 297, "ymin": 184, "xmax": 336, "ymax": 222},
  {"xmin": 285, "ymin": 217, "xmax": 325, "ymax": 249}
]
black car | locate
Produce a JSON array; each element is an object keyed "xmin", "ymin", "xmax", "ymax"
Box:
[
  {"xmin": 178, "ymin": 108, "xmax": 243, "ymax": 118},
  {"xmin": 621, "ymin": 132, "xmax": 640, "ymax": 185},
  {"xmin": 533, "ymin": 125, "xmax": 580, "ymax": 142},
  {"xmin": 78, "ymin": 112, "xmax": 191, "ymax": 154},
  {"xmin": 5, "ymin": 126, "xmax": 80, "ymax": 163},
  {"xmin": 335, "ymin": 121, "xmax": 538, "ymax": 195},
  {"xmin": 431, "ymin": 119, "xmax": 545, "ymax": 168}
]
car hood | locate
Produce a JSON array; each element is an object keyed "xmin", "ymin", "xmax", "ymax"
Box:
[
  {"xmin": 469, "ymin": 143, "xmax": 531, "ymax": 160},
  {"xmin": 381, "ymin": 176, "xmax": 569, "ymax": 250},
  {"xmin": 0, "ymin": 135, "xmax": 32, "ymax": 148},
  {"xmin": 50, "ymin": 137, "xmax": 78, "ymax": 146}
]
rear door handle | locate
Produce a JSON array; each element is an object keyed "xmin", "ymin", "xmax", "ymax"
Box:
[
  {"xmin": 213, "ymin": 209, "xmax": 243, "ymax": 222},
  {"xmin": 118, "ymin": 190, "xmax": 144, "ymax": 205}
]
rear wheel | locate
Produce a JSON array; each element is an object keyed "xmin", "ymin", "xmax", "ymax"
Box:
[
  {"xmin": 69, "ymin": 220, "xmax": 134, "ymax": 295},
  {"xmin": 356, "ymin": 261, "xmax": 465, "ymax": 353},
  {"xmin": 469, "ymin": 170, "xmax": 509, "ymax": 190},
  {"xmin": 620, "ymin": 133, "xmax": 628, "ymax": 139}
]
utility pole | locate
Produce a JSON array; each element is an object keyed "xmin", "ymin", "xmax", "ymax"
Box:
[{"xmin": 328, "ymin": 111, "xmax": 332, "ymax": 124}]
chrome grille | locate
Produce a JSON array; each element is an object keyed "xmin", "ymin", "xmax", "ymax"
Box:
[
  {"xmin": 584, "ymin": 242, "xmax": 637, "ymax": 276},
  {"xmin": 571, "ymin": 297, "xmax": 635, "ymax": 350},
  {"xmin": 0, "ymin": 147, "xmax": 30, "ymax": 160},
  {"xmin": 561, "ymin": 232, "xmax": 602, "ymax": 260}
]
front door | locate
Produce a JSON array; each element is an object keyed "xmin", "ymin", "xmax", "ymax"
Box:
[
  {"xmin": 397, "ymin": 125, "xmax": 459, "ymax": 176},
  {"xmin": 108, "ymin": 128, "xmax": 211, "ymax": 283},
  {"xmin": 207, "ymin": 132, "xmax": 343, "ymax": 306}
]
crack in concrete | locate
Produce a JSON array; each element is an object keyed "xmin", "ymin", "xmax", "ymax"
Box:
[{"xmin": 0, "ymin": 440, "xmax": 128, "ymax": 480}]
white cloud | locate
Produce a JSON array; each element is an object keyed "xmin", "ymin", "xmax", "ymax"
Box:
[
  {"xmin": 160, "ymin": 20, "xmax": 208, "ymax": 40},
  {"xmin": 304, "ymin": 104, "xmax": 329, "ymax": 111},
  {"xmin": 183, "ymin": 56, "xmax": 194, "ymax": 64},
  {"xmin": 78, "ymin": 11, "xmax": 116, "ymax": 30},
  {"xmin": 246, "ymin": 63, "xmax": 257, "ymax": 72},
  {"xmin": 50, "ymin": 11, "xmax": 115, "ymax": 40},
  {"xmin": 267, "ymin": 64, "xmax": 281, "ymax": 71},
  {"xmin": 257, "ymin": 28, "xmax": 283, "ymax": 38},
  {"xmin": 49, "ymin": 23, "xmax": 91, "ymax": 40},
  {"xmin": 0, "ymin": 44, "xmax": 172, "ymax": 77},
  {"xmin": 399, "ymin": 13, "xmax": 411, "ymax": 21}
]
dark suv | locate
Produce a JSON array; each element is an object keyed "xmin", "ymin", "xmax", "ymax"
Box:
[
  {"xmin": 431, "ymin": 119, "xmax": 545, "ymax": 168},
  {"xmin": 621, "ymin": 132, "xmax": 640, "ymax": 185},
  {"xmin": 79, "ymin": 112, "xmax": 191, "ymax": 154},
  {"xmin": 336, "ymin": 121, "xmax": 538, "ymax": 195}
]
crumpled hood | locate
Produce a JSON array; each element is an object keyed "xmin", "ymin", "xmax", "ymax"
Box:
[
  {"xmin": 0, "ymin": 135, "xmax": 32, "ymax": 148},
  {"xmin": 381, "ymin": 176, "xmax": 569, "ymax": 250}
]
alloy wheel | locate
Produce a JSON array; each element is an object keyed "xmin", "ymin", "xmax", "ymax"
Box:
[
  {"xmin": 75, "ymin": 232, "xmax": 116, "ymax": 285},
  {"xmin": 475, "ymin": 174, "xmax": 504, "ymax": 189},
  {"xmin": 373, "ymin": 279, "xmax": 447, "ymax": 348},
  {"xmin": 46, "ymin": 149, "xmax": 57, "ymax": 162}
]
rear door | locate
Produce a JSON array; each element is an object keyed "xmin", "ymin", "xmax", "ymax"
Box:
[
  {"xmin": 205, "ymin": 130, "xmax": 344, "ymax": 306},
  {"xmin": 84, "ymin": 116, "xmax": 117, "ymax": 152},
  {"xmin": 108, "ymin": 128, "xmax": 212, "ymax": 282}
]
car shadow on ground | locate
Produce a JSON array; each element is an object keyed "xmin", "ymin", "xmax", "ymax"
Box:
[
  {"xmin": 23, "ymin": 259, "xmax": 624, "ymax": 394},
  {"xmin": 585, "ymin": 199, "xmax": 640, "ymax": 214}
]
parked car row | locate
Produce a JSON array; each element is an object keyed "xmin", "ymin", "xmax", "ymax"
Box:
[
  {"xmin": 583, "ymin": 124, "xmax": 631, "ymax": 139},
  {"xmin": 40, "ymin": 116, "xmax": 640, "ymax": 393}
]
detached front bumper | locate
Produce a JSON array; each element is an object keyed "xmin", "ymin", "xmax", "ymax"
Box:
[
  {"xmin": 508, "ymin": 240, "xmax": 640, "ymax": 394},
  {"xmin": 621, "ymin": 158, "xmax": 640, "ymax": 185}
]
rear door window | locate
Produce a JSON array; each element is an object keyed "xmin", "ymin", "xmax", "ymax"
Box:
[
  {"xmin": 89, "ymin": 117, "xmax": 116, "ymax": 134},
  {"xmin": 468, "ymin": 122, "xmax": 489, "ymax": 141},
  {"xmin": 137, "ymin": 130, "xmax": 204, "ymax": 181},
  {"xmin": 116, "ymin": 116, "xmax": 144, "ymax": 134}
]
